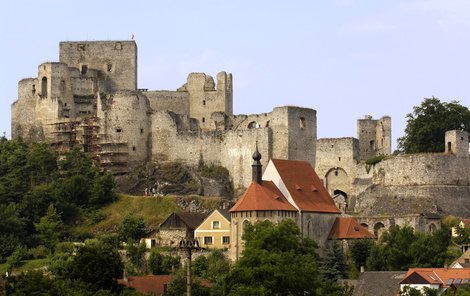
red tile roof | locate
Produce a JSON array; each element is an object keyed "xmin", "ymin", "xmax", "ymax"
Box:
[
  {"xmin": 271, "ymin": 159, "xmax": 341, "ymax": 213},
  {"xmin": 401, "ymin": 268, "xmax": 470, "ymax": 288},
  {"xmin": 118, "ymin": 275, "xmax": 171, "ymax": 295},
  {"xmin": 230, "ymin": 180, "xmax": 298, "ymax": 212},
  {"xmin": 328, "ymin": 217, "xmax": 375, "ymax": 239},
  {"xmin": 462, "ymin": 219, "xmax": 470, "ymax": 227}
]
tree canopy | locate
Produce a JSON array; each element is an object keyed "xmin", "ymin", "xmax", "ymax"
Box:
[
  {"xmin": 223, "ymin": 220, "xmax": 328, "ymax": 295},
  {"xmin": 397, "ymin": 97, "xmax": 470, "ymax": 153}
]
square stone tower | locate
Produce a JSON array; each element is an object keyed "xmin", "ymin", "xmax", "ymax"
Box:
[
  {"xmin": 445, "ymin": 130, "xmax": 469, "ymax": 157},
  {"xmin": 59, "ymin": 41, "xmax": 137, "ymax": 91}
]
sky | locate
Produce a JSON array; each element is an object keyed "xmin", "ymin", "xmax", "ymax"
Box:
[{"xmin": 2, "ymin": 1, "xmax": 470, "ymax": 150}]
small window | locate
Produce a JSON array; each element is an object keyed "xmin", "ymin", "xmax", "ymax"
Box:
[
  {"xmin": 335, "ymin": 171, "xmax": 338, "ymax": 176},
  {"xmin": 447, "ymin": 279, "xmax": 454, "ymax": 285},
  {"xmin": 132, "ymin": 146, "xmax": 136, "ymax": 151},
  {"xmin": 212, "ymin": 221, "xmax": 220, "ymax": 229},
  {"xmin": 203, "ymin": 100, "xmax": 206, "ymax": 106},
  {"xmin": 64, "ymin": 103, "xmax": 67, "ymax": 107},
  {"xmin": 81, "ymin": 65, "xmax": 88, "ymax": 75},
  {"xmin": 222, "ymin": 236, "xmax": 230, "ymax": 244},
  {"xmin": 140, "ymin": 128, "xmax": 144, "ymax": 134},
  {"xmin": 116, "ymin": 128, "xmax": 122, "ymax": 133},
  {"xmin": 370, "ymin": 140, "xmax": 375, "ymax": 150},
  {"xmin": 32, "ymin": 84, "xmax": 36, "ymax": 94},
  {"xmin": 354, "ymin": 227, "xmax": 359, "ymax": 231},
  {"xmin": 455, "ymin": 279, "xmax": 462, "ymax": 285},
  {"xmin": 299, "ymin": 117, "xmax": 306, "ymax": 129},
  {"xmin": 338, "ymin": 157, "xmax": 341, "ymax": 161},
  {"xmin": 204, "ymin": 236, "xmax": 213, "ymax": 245},
  {"xmin": 202, "ymin": 117, "xmax": 205, "ymax": 123}
]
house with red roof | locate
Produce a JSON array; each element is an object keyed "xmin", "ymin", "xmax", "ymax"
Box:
[
  {"xmin": 328, "ymin": 217, "xmax": 375, "ymax": 250},
  {"xmin": 400, "ymin": 268, "xmax": 470, "ymax": 295},
  {"xmin": 229, "ymin": 145, "xmax": 373, "ymax": 260}
]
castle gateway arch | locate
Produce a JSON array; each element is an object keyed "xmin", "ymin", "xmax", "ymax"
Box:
[{"xmin": 325, "ymin": 167, "xmax": 351, "ymax": 212}]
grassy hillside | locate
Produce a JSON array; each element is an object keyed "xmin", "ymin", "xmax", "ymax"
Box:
[{"xmin": 73, "ymin": 194, "xmax": 223, "ymax": 236}]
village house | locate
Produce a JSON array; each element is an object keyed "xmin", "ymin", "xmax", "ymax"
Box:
[
  {"xmin": 152, "ymin": 212, "xmax": 208, "ymax": 247},
  {"xmin": 194, "ymin": 209, "xmax": 231, "ymax": 249},
  {"xmin": 400, "ymin": 268, "xmax": 470, "ymax": 295}
]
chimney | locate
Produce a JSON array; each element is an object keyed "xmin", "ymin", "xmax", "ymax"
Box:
[{"xmin": 252, "ymin": 142, "xmax": 262, "ymax": 184}]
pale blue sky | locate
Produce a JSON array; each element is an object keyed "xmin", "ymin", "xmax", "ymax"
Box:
[{"xmin": 2, "ymin": 1, "xmax": 470, "ymax": 150}]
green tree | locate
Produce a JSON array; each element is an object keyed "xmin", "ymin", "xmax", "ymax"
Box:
[
  {"xmin": 192, "ymin": 255, "xmax": 208, "ymax": 277},
  {"xmin": 90, "ymin": 173, "xmax": 117, "ymax": 207},
  {"xmin": 148, "ymin": 250, "xmax": 165, "ymax": 275},
  {"xmin": 34, "ymin": 204, "xmax": 65, "ymax": 249},
  {"xmin": 165, "ymin": 268, "xmax": 210, "ymax": 296},
  {"xmin": 119, "ymin": 215, "xmax": 146, "ymax": 242},
  {"xmin": 204, "ymin": 249, "xmax": 230, "ymax": 282},
  {"xmin": 0, "ymin": 203, "xmax": 26, "ymax": 261},
  {"xmin": 125, "ymin": 241, "xmax": 147, "ymax": 275},
  {"xmin": 223, "ymin": 220, "xmax": 322, "ymax": 295},
  {"xmin": 454, "ymin": 225, "xmax": 470, "ymax": 246},
  {"xmin": 350, "ymin": 239, "xmax": 374, "ymax": 270},
  {"xmin": 27, "ymin": 142, "xmax": 57, "ymax": 186},
  {"xmin": 398, "ymin": 97, "xmax": 470, "ymax": 153},
  {"xmin": 67, "ymin": 241, "xmax": 124, "ymax": 292},
  {"xmin": 320, "ymin": 241, "xmax": 348, "ymax": 281}
]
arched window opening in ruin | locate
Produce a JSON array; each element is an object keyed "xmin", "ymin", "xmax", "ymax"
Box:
[
  {"xmin": 203, "ymin": 100, "xmax": 206, "ymax": 106},
  {"xmin": 299, "ymin": 117, "xmax": 306, "ymax": 129},
  {"xmin": 338, "ymin": 157, "xmax": 341, "ymax": 161},
  {"xmin": 116, "ymin": 128, "xmax": 122, "ymax": 133},
  {"xmin": 41, "ymin": 77, "xmax": 48, "ymax": 98},
  {"xmin": 202, "ymin": 117, "xmax": 205, "ymax": 123},
  {"xmin": 333, "ymin": 189, "xmax": 348, "ymax": 211},
  {"xmin": 370, "ymin": 140, "xmax": 375, "ymax": 150},
  {"xmin": 32, "ymin": 84, "xmax": 36, "ymax": 95},
  {"xmin": 132, "ymin": 146, "xmax": 136, "ymax": 151},
  {"xmin": 247, "ymin": 121, "xmax": 260, "ymax": 129},
  {"xmin": 361, "ymin": 223, "xmax": 369, "ymax": 230},
  {"xmin": 140, "ymin": 128, "xmax": 144, "ymax": 134},
  {"xmin": 265, "ymin": 120, "xmax": 270, "ymax": 127},
  {"xmin": 448, "ymin": 142, "xmax": 452, "ymax": 152},
  {"xmin": 428, "ymin": 223, "xmax": 437, "ymax": 233},
  {"xmin": 335, "ymin": 170, "xmax": 338, "ymax": 176},
  {"xmin": 81, "ymin": 65, "xmax": 88, "ymax": 75},
  {"xmin": 374, "ymin": 222, "xmax": 385, "ymax": 237}
]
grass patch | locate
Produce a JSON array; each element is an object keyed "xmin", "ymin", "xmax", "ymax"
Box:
[
  {"xmin": 71, "ymin": 194, "xmax": 224, "ymax": 237},
  {"xmin": 0, "ymin": 258, "xmax": 49, "ymax": 275}
]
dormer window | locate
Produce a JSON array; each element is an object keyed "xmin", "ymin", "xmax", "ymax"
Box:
[{"xmin": 212, "ymin": 221, "xmax": 220, "ymax": 229}]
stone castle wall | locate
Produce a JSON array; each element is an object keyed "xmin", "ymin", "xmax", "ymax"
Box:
[
  {"xmin": 373, "ymin": 154, "xmax": 470, "ymax": 186},
  {"xmin": 59, "ymin": 41, "xmax": 137, "ymax": 91}
]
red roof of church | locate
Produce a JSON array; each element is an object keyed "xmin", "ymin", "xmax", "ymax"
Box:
[
  {"xmin": 230, "ymin": 180, "xmax": 297, "ymax": 212},
  {"xmin": 328, "ymin": 217, "xmax": 375, "ymax": 239},
  {"xmin": 271, "ymin": 159, "xmax": 341, "ymax": 213}
]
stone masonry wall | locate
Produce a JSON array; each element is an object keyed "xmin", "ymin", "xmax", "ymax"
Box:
[
  {"xmin": 59, "ymin": 41, "xmax": 137, "ymax": 91},
  {"xmin": 145, "ymin": 90, "xmax": 189, "ymax": 114},
  {"xmin": 372, "ymin": 154, "xmax": 470, "ymax": 186},
  {"xmin": 151, "ymin": 110, "xmax": 272, "ymax": 189}
]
